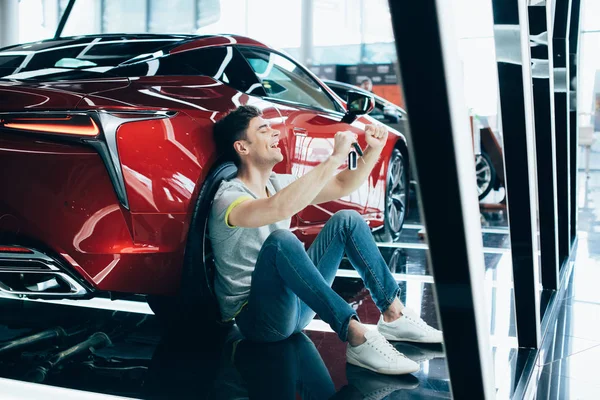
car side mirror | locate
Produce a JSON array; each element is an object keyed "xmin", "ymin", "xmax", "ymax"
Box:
[{"xmin": 341, "ymin": 91, "xmax": 375, "ymax": 124}]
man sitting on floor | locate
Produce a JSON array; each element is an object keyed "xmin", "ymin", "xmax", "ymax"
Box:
[{"xmin": 208, "ymin": 105, "xmax": 442, "ymax": 375}]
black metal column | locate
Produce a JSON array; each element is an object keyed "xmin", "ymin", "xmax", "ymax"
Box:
[
  {"xmin": 389, "ymin": 1, "xmax": 495, "ymax": 398},
  {"xmin": 554, "ymin": 0, "xmax": 572, "ymax": 266},
  {"xmin": 491, "ymin": 0, "xmax": 542, "ymax": 349},
  {"xmin": 569, "ymin": 0, "xmax": 581, "ymax": 243},
  {"xmin": 54, "ymin": 0, "xmax": 76, "ymax": 39},
  {"xmin": 529, "ymin": 3, "xmax": 560, "ymax": 291}
]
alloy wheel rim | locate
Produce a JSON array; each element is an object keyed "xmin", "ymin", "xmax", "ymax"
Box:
[
  {"xmin": 387, "ymin": 154, "xmax": 406, "ymax": 234},
  {"xmin": 475, "ymin": 154, "xmax": 492, "ymax": 196}
]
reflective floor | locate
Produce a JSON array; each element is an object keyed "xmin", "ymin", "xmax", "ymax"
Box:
[
  {"xmin": 0, "ymin": 170, "xmax": 598, "ymax": 398},
  {"xmin": 532, "ymin": 170, "xmax": 600, "ymax": 399},
  {"xmin": 0, "ymin": 188, "xmax": 519, "ymax": 400}
]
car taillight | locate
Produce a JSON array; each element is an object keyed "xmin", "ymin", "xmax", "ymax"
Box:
[
  {"xmin": 0, "ymin": 246, "xmax": 33, "ymax": 254},
  {"xmin": 0, "ymin": 114, "xmax": 99, "ymax": 137}
]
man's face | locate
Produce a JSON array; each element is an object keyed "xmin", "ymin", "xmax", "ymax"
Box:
[
  {"xmin": 237, "ymin": 116, "xmax": 283, "ymax": 168},
  {"xmin": 360, "ymin": 80, "xmax": 373, "ymax": 92}
]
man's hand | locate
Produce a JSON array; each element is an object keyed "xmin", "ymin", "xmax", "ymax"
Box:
[
  {"xmin": 331, "ymin": 130, "xmax": 358, "ymax": 163},
  {"xmin": 364, "ymin": 124, "xmax": 388, "ymax": 150},
  {"xmin": 310, "ymin": 125, "xmax": 387, "ymax": 205}
]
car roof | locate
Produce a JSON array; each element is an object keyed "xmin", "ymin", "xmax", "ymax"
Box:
[
  {"xmin": 0, "ymin": 33, "xmax": 272, "ymax": 57},
  {"xmin": 0, "ymin": 34, "xmax": 190, "ymax": 53}
]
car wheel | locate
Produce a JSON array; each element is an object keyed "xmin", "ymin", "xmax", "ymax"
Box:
[
  {"xmin": 148, "ymin": 161, "xmax": 238, "ymax": 328},
  {"xmin": 475, "ymin": 152, "xmax": 495, "ymax": 200},
  {"xmin": 375, "ymin": 149, "xmax": 408, "ymax": 243}
]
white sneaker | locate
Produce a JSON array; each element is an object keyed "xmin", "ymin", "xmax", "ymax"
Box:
[
  {"xmin": 377, "ymin": 308, "xmax": 443, "ymax": 343},
  {"xmin": 346, "ymin": 330, "xmax": 420, "ymax": 375}
]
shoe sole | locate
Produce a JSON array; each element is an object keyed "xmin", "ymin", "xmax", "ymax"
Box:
[
  {"xmin": 379, "ymin": 330, "xmax": 443, "ymax": 344},
  {"xmin": 346, "ymin": 354, "xmax": 419, "ymax": 375}
]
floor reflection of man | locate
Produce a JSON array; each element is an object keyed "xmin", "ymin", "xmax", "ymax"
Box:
[{"xmin": 231, "ymin": 332, "xmax": 335, "ymax": 400}]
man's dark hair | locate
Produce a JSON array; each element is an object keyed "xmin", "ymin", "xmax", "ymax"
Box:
[{"xmin": 213, "ymin": 105, "xmax": 262, "ymax": 167}]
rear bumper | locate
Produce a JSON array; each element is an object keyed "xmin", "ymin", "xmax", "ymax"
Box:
[{"xmin": 0, "ymin": 131, "xmax": 185, "ymax": 296}]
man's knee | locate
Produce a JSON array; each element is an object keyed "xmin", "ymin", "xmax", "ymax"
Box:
[
  {"xmin": 332, "ymin": 209, "xmax": 363, "ymax": 226},
  {"xmin": 265, "ymin": 229, "xmax": 301, "ymax": 248}
]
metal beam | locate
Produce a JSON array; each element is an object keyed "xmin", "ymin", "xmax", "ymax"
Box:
[
  {"xmin": 569, "ymin": 0, "xmax": 581, "ymax": 243},
  {"xmin": 491, "ymin": 0, "xmax": 542, "ymax": 349},
  {"xmin": 553, "ymin": 0, "xmax": 572, "ymax": 266},
  {"xmin": 54, "ymin": 0, "xmax": 77, "ymax": 39},
  {"xmin": 528, "ymin": 3, "xmax": 559, "ymax": 290},
  {"xmin": 388, "ymin": 1, "xmax": 495, "ymax": 398}
]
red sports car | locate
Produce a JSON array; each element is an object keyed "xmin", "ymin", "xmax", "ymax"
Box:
[{"xmin": 0, "ymin": 34, "xmax": 409, "ymax": 319}]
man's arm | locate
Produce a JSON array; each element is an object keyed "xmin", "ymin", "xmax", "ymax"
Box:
[
  {"xmin": 311, "ymin": 124, "xmax": 389, "ymax": 205},
  {"xmin": 227, "ymin": 131, "xmax": 355, "ymax": 228},
  {"xmin": 310, "ymin": 145, "xmax": 383, "ymax": 205}
]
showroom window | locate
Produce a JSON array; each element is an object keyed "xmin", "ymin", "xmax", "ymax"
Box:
[
  {"xmin": 37, "ymin": 0, "xmax": 221, "ymax": 38},
  {"xmin": 102, "ymin": 0, "xmax": 148, "ymax": 34},
  {"xmin": 148, "ymin": 0, "xmax": 195, "ymax": 33},
  {"xmin": 361, "ymin": 0, "xmax": 394, "ymax": 44},
  {"xmin": 240, "ymin": 48, "xmax": 339, "ymax": 111},
  {"xmin": 196, "ymin": 0, "xmax": 302, "ymax": 50}
]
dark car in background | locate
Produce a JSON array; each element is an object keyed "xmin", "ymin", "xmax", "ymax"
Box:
[{"xmin": 324, "ymin": 79, "xmax": 503, "ymax": 200}]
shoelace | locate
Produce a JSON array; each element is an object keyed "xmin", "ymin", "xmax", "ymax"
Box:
[
  {"xmin": 405, "ymin": 312, "xmax": 437, "ymax": 332},
  {"xmin": 370, "ymin": 335, "xmax": 405, "ymax": 361}
]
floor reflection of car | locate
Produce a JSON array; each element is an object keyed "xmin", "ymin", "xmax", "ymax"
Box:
[
  {"xmin": 324, "ymin": 79, "xmax": 504, "ymax": 200},
  {"xmin": 0, "ymin": 33, "xmax": 411, "ymax": 324}
]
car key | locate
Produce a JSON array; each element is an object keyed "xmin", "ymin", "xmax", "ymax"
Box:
[
  {"xmin": 348, "ymin": 150, "xmax": 358, "ymax": 170},
  {"xmin": 348, "ymin": 142, "xmax": 363, "ymax": 170}
]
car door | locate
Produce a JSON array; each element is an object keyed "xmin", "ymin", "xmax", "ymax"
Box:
[{"xmin": 237, "ymin": 47, "xmax": 372, "ymax": 229}]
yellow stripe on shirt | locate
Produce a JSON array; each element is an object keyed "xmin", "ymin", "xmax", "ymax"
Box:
[{"xmin": 225, "ymin": 195, "xmax": 253, "ymax": 228}]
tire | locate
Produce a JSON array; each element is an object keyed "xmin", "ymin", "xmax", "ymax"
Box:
[
  {"xmin": 475, "ymin": 152, "xmax": 495, "ymax": 200},
  {"xmin": 374, "ymin": 149, "xmax": 409, "ymax": 243},
  {"xmin": 148, "ymin": 161, "xmax": 238, "ymax": 327}
]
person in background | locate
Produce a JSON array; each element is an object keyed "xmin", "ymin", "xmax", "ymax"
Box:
[{"xmin": 360, "ymin": 77, "xmax": 373, "ymax": 92}]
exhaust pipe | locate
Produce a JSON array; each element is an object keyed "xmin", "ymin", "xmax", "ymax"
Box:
[
  {"xmin": 0, "ymin": 327, "xmax": 66, "ymax": 356},
  {"xmin": 25, "ymin": 277, "xmax": 61, "ymax": 292},
  {"xmin": 0, "ymin": 247, "xmax": 88, "ymax": 298},
  {"xmin": 26, "ymin": 332, "xmax": 112, "ymax": 383}
]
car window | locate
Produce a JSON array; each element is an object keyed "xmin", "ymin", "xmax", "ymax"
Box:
[
  {"xmin": 110, "ymin": 46, "xmax": 262, "ymax": 93},
  {"xmin": 371, "ymin": 100, "xmax": 385, "ymax": 116},
  {"xmin": 0, "ymin": 55, "xmax": 26, "ymax": 69},
  {"xmin": 328, "ymin": 85, "xmax": 349, "ymax": 101},
  {"xmin": 239, "ymin": 48, "xmax": 338, "ymax": 111}
]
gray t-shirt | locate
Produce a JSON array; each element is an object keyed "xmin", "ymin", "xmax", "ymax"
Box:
[{"xmin": 208, "ymin": 172, "xmax": 297, "ymax": 321}]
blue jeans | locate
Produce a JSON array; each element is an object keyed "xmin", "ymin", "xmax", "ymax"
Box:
[{"xmin": 235, "ymin": 210, "xmax": 400, "ymax": 342}]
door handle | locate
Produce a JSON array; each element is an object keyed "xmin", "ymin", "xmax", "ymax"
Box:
[{"xmin": 293, "ymin": 128, "xmax": 308, "ymax": 137}]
